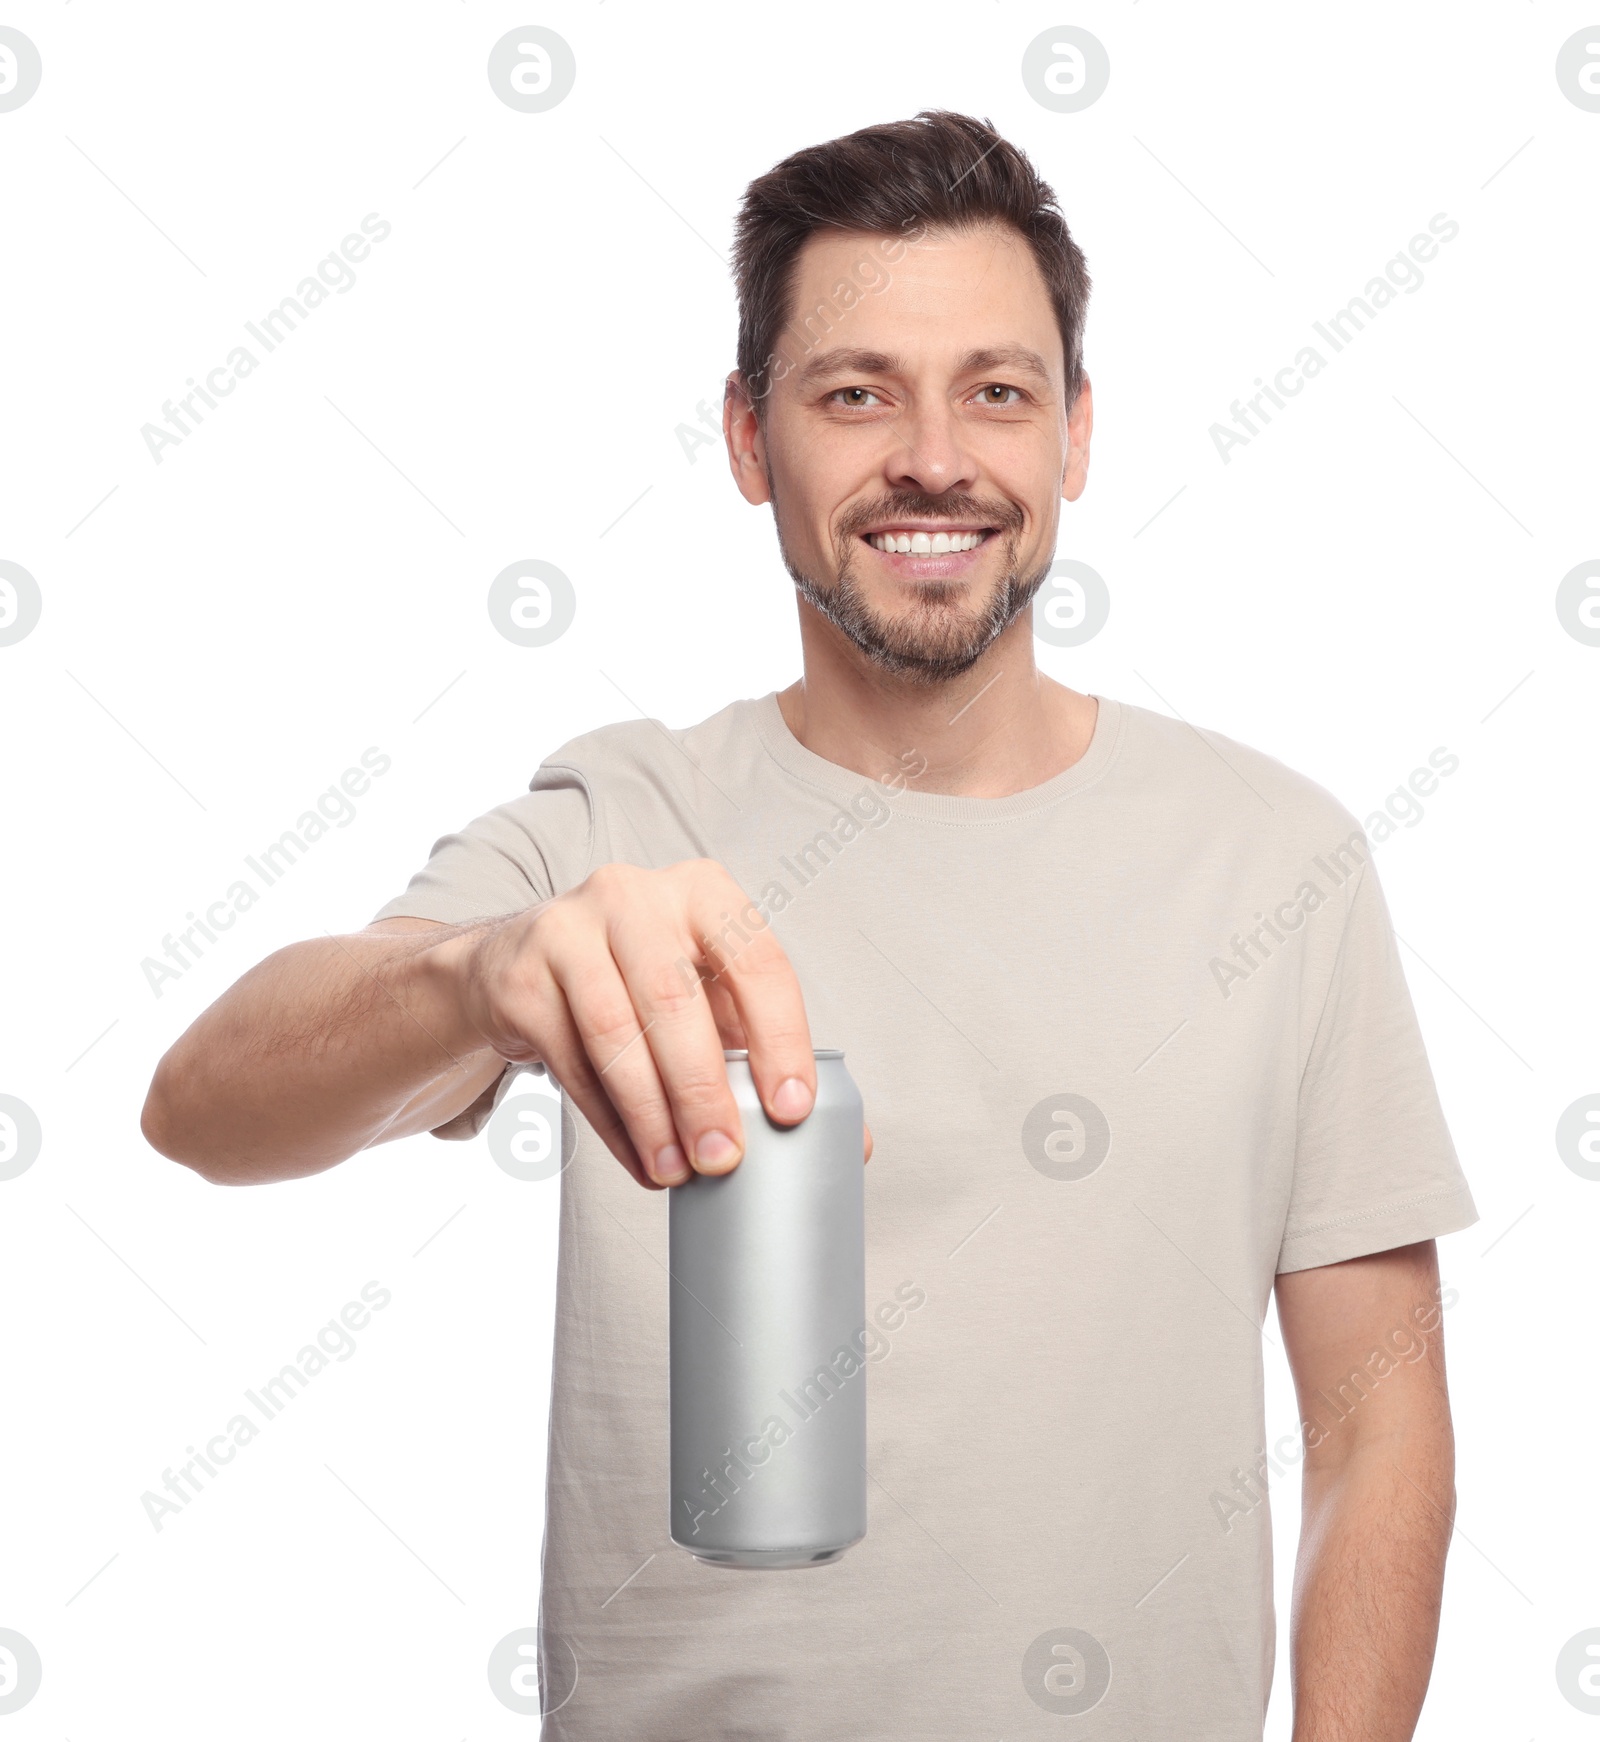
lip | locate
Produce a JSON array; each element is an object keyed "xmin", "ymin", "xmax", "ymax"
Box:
[
  {"xmin": 857, "ymin": 524, "xmax": 999, "ymax": 579},
  {"xmin": 856, "ymin": 520, "xmax": 997, "ymax": 538}
]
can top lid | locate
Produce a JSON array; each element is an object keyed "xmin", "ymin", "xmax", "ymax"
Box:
[{"xmin": 723, "ymin": 1048, "xmax": 843, "ymax": 1060}]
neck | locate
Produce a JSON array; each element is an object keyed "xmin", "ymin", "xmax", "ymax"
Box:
[{"xmin": 777, "ymin": 606, "xmax": 1100, "ymax": 798}]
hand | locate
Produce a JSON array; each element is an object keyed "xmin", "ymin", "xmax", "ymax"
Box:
[{"xmin": 443, "ymin": 859, "xmax": 873, "ymax": 1189}]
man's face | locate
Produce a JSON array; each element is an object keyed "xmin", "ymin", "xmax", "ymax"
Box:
[{"xmin": 727, "ymin": 221, "xmax": 1091, "ymax": 685}]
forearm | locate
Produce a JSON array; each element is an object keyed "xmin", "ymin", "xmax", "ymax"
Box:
[
  {"xmin": 1288, "ymin": 1435, "xmax": 1454, "ymax": 1742},
  {"xmin": 142, "ymin": 923, "xmax": 504, "ymax": 1185}
]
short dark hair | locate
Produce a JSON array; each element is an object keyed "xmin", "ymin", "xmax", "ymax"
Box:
[{"xmin": 731, "ymin": 110, "xmax": 1090, "ymax": 414}]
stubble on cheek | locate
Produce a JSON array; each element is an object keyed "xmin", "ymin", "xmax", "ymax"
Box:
[{"xmin": 766, "ymin": 460, "xmax": 1054, "ymax": 681}]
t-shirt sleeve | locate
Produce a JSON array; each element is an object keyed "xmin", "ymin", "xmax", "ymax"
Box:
[
  {"xmin": 1275, "ymin": 853, "xmax": 1479, "ymax": 1273},
  {"xmin": 368, "ymin": 765, "xmax": 593, "ymax": 1141},
  {"xmin": 370, "ymin": 766, "xmax": 592, "ymax": 929}
]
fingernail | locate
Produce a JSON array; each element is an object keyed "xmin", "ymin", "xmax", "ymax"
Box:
[
  {"xmin": 694, "ymin": 1130, "xmax": 740, "ymax": 1170},
  {"xmin": 653, "ymin": 1142, "xmax": 691, "ymax": 1186},
  {"xmin": 771, "ymin": 1076, "xmax": 812, "ymax": 1121}
]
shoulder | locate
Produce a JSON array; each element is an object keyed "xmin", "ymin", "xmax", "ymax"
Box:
[
  {"xmin": 1109, "ymin": 696, "xmax": 1367, "ymax": 863},
  {"xmin": 531, "ymin": 694, "xmax": 768, "ymax": 795}
]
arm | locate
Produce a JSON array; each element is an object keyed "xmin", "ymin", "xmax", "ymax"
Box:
[
  {"xmin": 141, "ymin": 861, "xmax": 836, "ymax": 1191},
  {"xmin": 141, "ymin": 916, "xmax": 508, "ymax": 1186},
  {"xmin": 1274, "ymin": 1239, "xmax": 1457, "ymax": 1742}
]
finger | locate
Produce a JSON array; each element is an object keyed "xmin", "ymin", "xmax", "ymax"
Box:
[
  {"xmin": 605, "ymin": 888, "xmax": 748, "ymax": 1175},
  {"xmin": 699, "ymin": 965, "xmax": 748, "ymax": 1051},
  {"xmin": 523, "ymin": 1014, "xmax": 659, "ymax": 1190},
  {"xmin": 680, "ymin": 864, "xmax": 816, "ymax": 1129},
  {"xmin": 864, "ymin": 1120, "xmax": 873, "ymax": 1163},
  {"xmin": 531, "ymin": 895, "xmax": 692, "ymax": 1187}
]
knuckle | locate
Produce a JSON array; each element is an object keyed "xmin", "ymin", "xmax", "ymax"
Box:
[
  {"xmin": 571, "ymin": 991, "xmax": 647, "ymax": 1056},
  {"xmin": 582, "ymin": 861, "xmax": 638, "ymax": 902},
  {"xmin": 613, "ymin": 1104, "xmax": 674, "ymax": 1155},
  {"xmin": 723, "ymin": 930, "xmax": 792, "ymax": 979},
  {"xmin": 673, "ymin": 856, "xmax": 727, "ymax": 889},
  {"xmin": 665, "ymin": 1059, "xmax": 736, "ymax": 1116},
  {"xmin": 520, "ymin": 897, "xmax": 575, "ymax": 953},
  {"xmin": 708, "ymin": 859, "xmax": 754, "ymax": 902},
  {"xmin": 637, "ymin": 961, "xmax": 704, "ymax": 1018}
]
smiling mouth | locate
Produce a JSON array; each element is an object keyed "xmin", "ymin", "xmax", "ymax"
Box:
[{"xmin": 862, "ymin": 528, "xmax": 996, "ymax": 555}]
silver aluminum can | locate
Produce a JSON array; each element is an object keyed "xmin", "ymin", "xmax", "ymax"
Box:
[{"xmin": 669, "ymin": 1048, "xmax": 866, "ymax": 1569}]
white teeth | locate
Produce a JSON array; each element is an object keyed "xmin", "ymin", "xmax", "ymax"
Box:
[{"xmin": 869, "ymin": 530, "xmax": 987, "ymax": 554}]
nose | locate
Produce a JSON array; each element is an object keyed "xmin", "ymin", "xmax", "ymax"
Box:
[{"xmin": 883, "ymin": 398, "xmax": 979, "ymax": 499}]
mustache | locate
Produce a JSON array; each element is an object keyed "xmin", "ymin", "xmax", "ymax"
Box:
[{"xmin": 835, "ymin": 493, "xmax": 1026, "ymax": 541}]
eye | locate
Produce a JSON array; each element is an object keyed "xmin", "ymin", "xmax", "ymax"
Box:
[
  {"xmin": 972, "ymin": 383, "xmax": 1024, "ymax": 406},
  {"xmin": 829, "ymin": 386, "xmax": 884, "ymax": 408}
]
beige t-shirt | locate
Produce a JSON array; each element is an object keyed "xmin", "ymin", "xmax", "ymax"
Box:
[{"xmin": 373, "ymin": 691, "xmax": 1478, "ymax": 1740}]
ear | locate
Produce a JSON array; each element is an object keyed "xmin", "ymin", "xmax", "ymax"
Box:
[
  {"xmin": 1061, "ymin": 374, "xmax": 1094, "ymax": 504},
  {"xmin": 725, "ymin": 371, "xmax": 771, "ymax": 506}
]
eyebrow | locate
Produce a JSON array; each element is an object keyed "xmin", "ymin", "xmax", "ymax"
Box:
[
  {"xmin": 954, "ymin": 345, "xmax": 1056, "ymax": 385},
  {"xmin": 793, "ymin": 347, "xmax": 907, "ymax": 387},
  {"xmin": 793, "ymin": 343, "xmax": 1057, "ymax": 389}
]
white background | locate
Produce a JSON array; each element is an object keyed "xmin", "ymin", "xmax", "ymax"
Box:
[{"xmin": 1, "ymin": 2, "xmax": 1596, "ymax": 1735}]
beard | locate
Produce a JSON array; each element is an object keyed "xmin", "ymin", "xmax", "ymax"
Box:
[{"xmin": 774, "ymin": 487, "xmax": 1051, "ymax": 687}]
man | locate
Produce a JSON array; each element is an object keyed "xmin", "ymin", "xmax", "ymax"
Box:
[{"xmin": 142, "ymin": 111, "xmax": 1478, "ymax": 1739}]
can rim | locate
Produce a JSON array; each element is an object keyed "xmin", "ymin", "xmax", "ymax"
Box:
[{"xmin": 722, "ymin": 1047, "xmax": 843, "ymax": 1060}]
